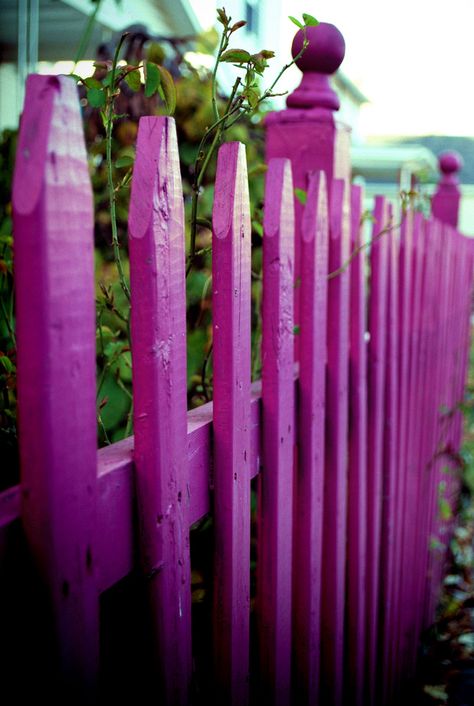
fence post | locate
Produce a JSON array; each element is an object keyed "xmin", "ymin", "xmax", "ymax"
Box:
[
  {"xmin": 265, "ymin": 22, "xmax": 351, "ymax": 342},
  {"xmin": 12, "ymin": 75, "xmax": 98, "ymax": 700},
  {"xmin": 431, "ymin": 150, "xmax": 463, "ymax": 227}
]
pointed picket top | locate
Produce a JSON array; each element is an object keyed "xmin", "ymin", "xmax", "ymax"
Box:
[
  {"xmin": 259, "ymin": 157, "xmax": 295, "ymax": 706},
  {"xmin": 212, "ymin": 140, "xmax": 252, "ymax": 706},
  {"xmin": 13, "ymin": 74, "xmax": 98, "ymax": 698},
  {"xmin": 128, "ymin": 115, "xmax": 192, "ymax": 704}
]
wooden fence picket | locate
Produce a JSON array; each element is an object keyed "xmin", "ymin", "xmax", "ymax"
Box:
[
  {"xmin": 128, "ymin": 116, "xmax": 192, "ymax": 704},
  {"xmin": 379, "ymin": 204, "xmax": 399, "ymax": 703},
  {"xmin": 258, "ymin": 158, "xmax": 295, "ymax": 706},
  {"xmin": 12, "ymin": 75, "xmax": 98, "ymax": 699},
  {"xmin": 346, "ymin": 184, "xmax": 367, "ymax": 706},
  {"xmin": 212, "ymin": 141, "xmax": 252, "ymax": 706},
  {"xmin": 321, "ymin": 178, "xmax": 350, "ymax": 706},
  {"xmin": 294, "ymin": 170, "xmax": 329, "ymax": 704},
  {"xmin": 366, "ymin": 196, "xmax": 390, "ymax": 704}
]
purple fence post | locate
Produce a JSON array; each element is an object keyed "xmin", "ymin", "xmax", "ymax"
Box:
[
  {"xmin": 212, "ymin": 142, "xmax": 252, "ymax": 705},
  {"xmin": 258, "ymin": 158, "xmax": 295, "ymax": 706},
  {"xmin": 12, "ymin": 75, "xmax": 98, "ymax": 697},
  {"xmin": 321, "ymin": 178, "xmax": 350, "ymax": 706},
  {"xmin": 294, "ymin": 170, "xmax": 329, "ymax": 704},
  {"xmin": 128, "ymin": 116, "xmax": 192, "ymax": 704},
  {"xmin": 346, "ymin": 184, "xmax": 367, "ymax": 706},
  {"xmin": 366, "ymin": 196, "xmax": 390, "ymax": 704},
  {"xmin": 431, "ymin": 151, "xmax": 463, "ymax": 228},
  {"xmin": 265, "ymin": 23, "xmax": 350, "ymax": 353}
]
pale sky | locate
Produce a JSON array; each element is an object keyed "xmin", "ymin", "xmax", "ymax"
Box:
[{"xmin": 191, "ymin": 0, "xmax": 474, "ymax": 138}]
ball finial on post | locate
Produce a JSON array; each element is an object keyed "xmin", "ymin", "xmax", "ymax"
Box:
[
  {"xmin": 432, "ymin": 150, "xmax": 463, "ymax": 227},
  {"xmin": 438, "ymin": 151, "xmax": 463, "ymax": 182},
  {"xmin": 287, "ymin": 23, "xmax": 346, "ymax": 110}
]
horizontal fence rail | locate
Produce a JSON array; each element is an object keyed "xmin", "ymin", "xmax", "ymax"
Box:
[{"xmin": 3, "ymin": 21, "xmax": 474, "ymax": 706}]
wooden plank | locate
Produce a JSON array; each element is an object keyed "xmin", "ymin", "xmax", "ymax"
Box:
[
  {"xmin": 346, "ymin": 184, "xmax": 367, "ymax": 706},
  {"xmin": 257, "ymin": 159, "xmax": 295, "ymax": 706},
  {"xmin": 0, "ymin": 379, "xmax": 271, "ymax": 593},
  {"xmin": 365, "ymin": 196, "xmax": 390, "ymax": 704},
  {"xmin": 379, "ymin": 204, "xmax": 399, "ymax": 703},
  {"xmin": 128, "ymin": 116, "xmax": 192, "ymax": 703},
  {"xmin": 321, "ymin": 178, "xmax": 350, "ymax": 706},
  {"xmin": 12, "ymin": 75, "xmax": 98, "ymax": 698},
  {"xmin": 212, "ymin": 142, "xmax": 252, "ymax": 705},
  {"xmin": 293, "ymin": 170, "xmax": 329, "ymax": 704}
]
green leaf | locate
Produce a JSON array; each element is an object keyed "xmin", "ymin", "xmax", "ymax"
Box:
[
  {"xmin": 220, "ymin": 49, "xmax": 251, "ymax": 64},
  {"xmin": 87, "ymin": 87, "xmax": 106, "ymax": 107},
  {"xmin": 252, "ymin": 220, "xmax": 263, "ymax": 237},
  {"xmin": 216, "ymin": 7, "xmax": 229, "ymax": 26},
  {"xmin": 289, "ymin": 15, "xmax": 303, "ymax": 29},
  {"xmin": 115, "ymin": 155, "xmax": 134, "ymax": 169},
  {"xmin": 303, "ymin": 13, "xmax": 319, "ymax": 26},
  {"xmin": 0, "ymin": 355, "xmax": 14, "ymax": 373},
  {"xmin": 124, "ymin": 69, "xmax": 141, "ymax": 92},
  {"xmin": 157, "ymin": 65, "xmax": 177, "ymax": 115},
  {"xmin": 293, "ymin": 325, "xmax": 301, "ymax": 335},
  {"xmin": 294, "ymin": 188, "xmax": 307, "ymax": 205},
  {"xmin": 245, "ymin": 87, "xmax": 260, "ymax": 109},
  {"xmin": 83, "ymin": 76, "xmax": 102, "ymax": 89},
  {"xmin": 69, "ymin": 73, "xmax": 84, "ymax": 83},
  {"xmin": 439, "ymin": 497, "xmax": 452, "ymax": 521},
  {"xmin": 145, "ymin": 61, "xmax": 160, "ymax": 98}
]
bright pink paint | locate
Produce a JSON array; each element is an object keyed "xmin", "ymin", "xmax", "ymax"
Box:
[
  {"xmin": 128, "ymin": 116, "xmax": 192, "ymax": 704},
  {"xmin": 212, "ymin": 142, "xmax": 252, "ymax": 706},
  {"xmin": 366, "ymin": 196, "xmax": 390, "ymax": 704},
  {"xmin": 321, "ymin": 178, "xmax": 350, "ymax": 706},
  {"xmin": 265, "ymin": 23, "xmax": 350, "ymax": 356},
  {"xmin": 346, "ymin": 184, "xmax": 367, "ymax": 706},
  {"xmin": 258, "ymin": 158, "xmax": 295, "ymax": 706},
  {"xmin": 294, "ymin": 170, "xmax": 329, "ymax": 704},
  {"xmin": 12, "ymin": 75, "xmax": 98, "ymax": 698},
  {"xmin": 432, "ymin": 151, "xmax": 463, "ymax": 227}
]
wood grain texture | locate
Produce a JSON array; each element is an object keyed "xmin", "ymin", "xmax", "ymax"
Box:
[
  {"xmin": 258, "ymin": 158, "xmax": 295, "ymax": 706},
  {"xmin": 212, "ymin": 142, "xmax": 252, "ymax": 706},
  {"xmin": 294, "ymin": 170, "xmax": 329, "ymax": 704},
  {"xmin": 12, "ymin": 74, "xmax": 98, "ymax": 699},
  {"xmin": 346, "ymin": 184, "xmax": 367, "ymax": 706},
  {"xmin": 321, "ymin": 178, "xmax": 350, "ymax": 706},
  {"xmin": 128, "ymin": 116, "xmax": 192, "ymax": 704}
]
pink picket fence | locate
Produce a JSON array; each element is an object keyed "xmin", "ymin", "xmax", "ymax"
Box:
[{"xmin": 1, "ymin": 21, "xmax": 474, "ymax": 706}]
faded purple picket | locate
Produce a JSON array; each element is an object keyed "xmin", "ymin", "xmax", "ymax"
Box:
[
  {"xmin": 293, "ymin": 170, "xmax": 329, "ymax": 704},
  {"xmin": 258, "ymin": 158, "xmax": 295, "ymax": 706},
  {"xmin": 346, "ymin": 184, "xmax": 367, "ymax": 706},
  {"xmin": 4, "ymin": 20, "xmax": 474, "ymax": 706},
  {"xmin": 321, "ymin": 178, "xmax": 350, "ymax": 706},
  {"xmin": 128, "ymin": 116, "xmax": 192, "ymax": 704},
  {"xmin": 212, "ymin": 141, "xmax": 252, "ymax": 706},
  {"xmin": 12, "ymin": 75, "xmax": 98, "ymax": 699}
]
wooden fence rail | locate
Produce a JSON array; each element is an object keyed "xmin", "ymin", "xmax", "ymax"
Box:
[{"xmin": 1, "ymin": 19, "xmax": 474, "ymax": 706}]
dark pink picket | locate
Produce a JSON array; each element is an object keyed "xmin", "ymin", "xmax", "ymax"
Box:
[
  {"xmin": 346, "ymin": 184, "xmax": 367, "ymax": 706},
  {"xmin": 257, "ymin": 158, "xmax": 295, "ymax": 706},
  {"xmin": 212, "ymin": 141, "xmax": 252, "ymax": 706},
  {"xmin": 128, "ymin": 116, "xmax": 192, "ymax": 704},
  {"xmin": 12, "ymin": 75, "xmax": 98, "ymax": 697},
  {"xmin": 379, "ymin": 204, "xmax": 399, "ymax": 703},
  {"xmin": 293, "ymin": 170, "xmax": 329, "ymax": 704},
  {"xmin": 321, "ymin": 178, "xmax": 350, "ymax": 706},
  {"xmin": 366, "ymin": 196, "xmax": 390, "ymax": 703}
]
